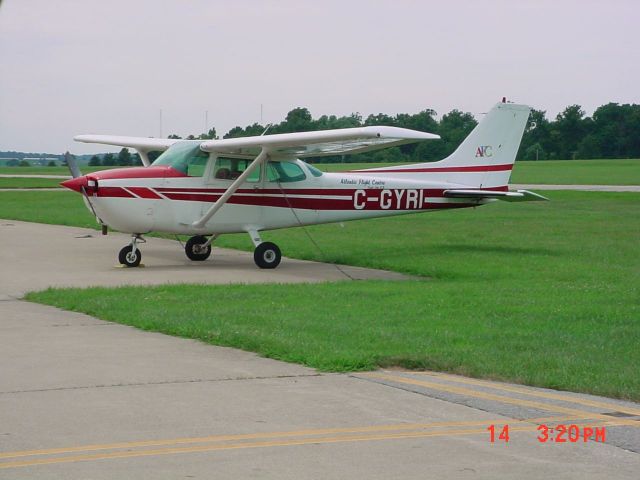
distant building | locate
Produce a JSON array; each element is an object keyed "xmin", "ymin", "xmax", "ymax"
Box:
[{"xmin": 23, "ymin": 157, "xmax": 59, "ymax": 166}]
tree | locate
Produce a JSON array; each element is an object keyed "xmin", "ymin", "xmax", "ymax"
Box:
[
  {"xmin": 168, "ymin": 134, "xmax": 182, "ymax": 139},
  {"xmin": 517, "ymin": 109, "xmax": 552, "ymax": 160},
  {"xmin": 88, "ymin": 155, "xmax": 101, "ymax": 166},
  {"xmin": 102, "ymin": 153, "xmax": 116, "ymax": 166},
  {"xmin": 552, "ymin": 105, "xmax": 587, "ymax": 159},
  {"xmin": 117, "ymin": 148, "xmax": 132, "ymax": 166},
  {"xmin": 437, "ymin": 109, "xmax": 478, "ymax": 158},
  {"xmin": 522, "ymin": 142, "xmax": 547, "ymax": 161},
  {"xmin": 364, "ymin": 113, "xmax": 396, "ymax": 127},
  {"xmin": 47, "ymin": 160, "xmax": 57, "ymax": 167},
  {"xmin": 224, "ymin": 123, "xmax": 266, "ymax": 139},
  {"xmin": 19, "ymin": 160, "xmax": 30, "ymax": 167},
  {"xmin": 279, "ymin": 107, "xmax": 313, "ymax": 133},
  {"xmin": 199, "ymin": 127, "xmax": 217, "ymax": 140}
]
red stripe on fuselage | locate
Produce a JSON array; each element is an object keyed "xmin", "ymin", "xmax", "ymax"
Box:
[
  {"xmin": 351, "ymin": 164, "xmax": 514, "ymax": 173},
  {"xmin": 96, "ymin": 187, "xmax": 135, "ymax": 198},
  {"xmin": 94, "ymin": 187, "xmax": 503, "ymax": 211},
  {"xmin": 98, "ymin": 187, "xmax": 496, "ymax": 211},
  {"xmin": 126, "ymin": 187, "xmax": 163, "ymax": 199}
]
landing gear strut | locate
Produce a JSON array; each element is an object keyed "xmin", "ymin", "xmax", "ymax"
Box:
[
  {"xmin": 185, "ymin": 235, "xmax": 213, "ymax": 261},
  {"xmin": 118, "ymin": 234, "xmax": 144, "ymax": 268},
  {"xmin": 248, "ymin": 230, "xmax": 281, "ymax": 269}
]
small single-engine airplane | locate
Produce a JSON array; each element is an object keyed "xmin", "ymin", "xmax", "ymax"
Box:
[{"xmin": 62, "ymin": 100, "xmax": 546, "ymax": 268}]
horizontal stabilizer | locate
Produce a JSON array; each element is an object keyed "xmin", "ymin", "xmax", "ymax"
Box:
[{"xmin": 443, "ymin": 189, "xmax": 548, "ymax": 202}]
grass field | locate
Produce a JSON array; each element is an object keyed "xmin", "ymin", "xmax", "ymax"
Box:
[
  {"xmin": 0, "ymin": 177, "xmax": 63, "ymax": 189},
  {"xmin": 2, "ymin": 159, "xmax": 639, "ymax": 186},
  {"xmin": 0, "ymin": 191, "xmax": 98, "ymax": 228},
  {"xmin": 19, "ymin": 189, "xmax": 640, "ymax": 400}
]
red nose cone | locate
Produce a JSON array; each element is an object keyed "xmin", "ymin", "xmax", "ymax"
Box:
[{"xmin": 60, "ymin": 176, "xmax": 87, "ymax": 193}]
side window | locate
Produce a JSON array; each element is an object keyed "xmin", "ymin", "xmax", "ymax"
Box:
[
  {"xmin": 213, "ymin": 157, "xmax": 260, "ymax": 182},
  {"xmin": 186, "ymin": 153, "xmax": 209, "ymax": 177},
  {"xmin": 267, "ymin": 161, "xmax": 307, "ymax": 183}
]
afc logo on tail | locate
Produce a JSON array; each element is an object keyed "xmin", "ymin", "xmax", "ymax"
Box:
[{"xmin": 476, "ymin": 145, "xmax": 493, "ymax": 157}]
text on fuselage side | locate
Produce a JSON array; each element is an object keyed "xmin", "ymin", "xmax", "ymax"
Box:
[{"xmin": 352, "ymin": 188, "xmax": 431, "ymax": 210}]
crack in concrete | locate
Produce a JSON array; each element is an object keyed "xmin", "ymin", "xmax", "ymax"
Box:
[{"xmin": 0, "ymin": 373, "xmax": 324, "ymax": 396}]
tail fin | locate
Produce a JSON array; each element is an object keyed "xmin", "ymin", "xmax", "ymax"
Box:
[
  {"xmin": 433, "ymin": 102, "xmax": 530, "ymax": 187},
  {"xmin": 359, "ymin": 102, "xmax": 530, "ymax": 188}
]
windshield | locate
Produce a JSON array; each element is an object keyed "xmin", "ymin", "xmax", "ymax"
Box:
[
  {"xmin": 303, "ymin": 161, "xmax": 324, "ymax": 177},
  {"xmin": 267, "ymin": 161, "xmax": 307, "ymax": 183},
  {"xmin": 152, "ymin": 142, "xmax": 209, "ymax": 176}
]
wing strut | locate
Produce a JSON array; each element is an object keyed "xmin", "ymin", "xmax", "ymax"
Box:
[
  {"xmin": 191, "ymin": 148, "xmax": 269, "ymax": 229},
  {"xmin": 136, "ymin": 150, "xmax": 151, "ymax": 167}
]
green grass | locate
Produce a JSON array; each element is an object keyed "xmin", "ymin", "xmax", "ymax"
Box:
[
  {"xmin": 0, "ymin": 177, "xmax": 63, "ymax": 189},
  {"xmin": 313, "ymin": 159, "xmax": 640, "ymax": 185},
  {"xmin": 510, "ymin": 159, "xmax": 640, "ymax": 185},
  {"xmin": 0, "ymin": 191, "xmax": 98, "ymax": 228},
  {"xmin": 24, "ymin": 191, "xmax": 640, "ymax": 400}
]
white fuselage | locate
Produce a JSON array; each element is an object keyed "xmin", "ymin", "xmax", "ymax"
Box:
[{"xmin": 77, "ymin": 159, "xmax": 488, "ymax": 236}]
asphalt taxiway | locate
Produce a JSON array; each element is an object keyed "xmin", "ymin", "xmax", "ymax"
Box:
[{"xmin": 1, "ymin": 220, "xmax": 639, "ymax": 478}]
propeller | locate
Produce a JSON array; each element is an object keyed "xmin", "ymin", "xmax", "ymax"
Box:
[
  {"xmin": 62, "ymin": 151, "xmax": 108, "ymax": 235},
  {"xmin": 64, "ymin": 151, "xmax": 82, "ymax": 178}
]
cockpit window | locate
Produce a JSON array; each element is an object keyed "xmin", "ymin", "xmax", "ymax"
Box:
[
  {"xmin": 213, "ymin": 157, "xmax": 260, "ymax": 182},
  {"xmin": 152, "ymin": 142, "xmax": 209, "ymax": 177},
  {"xmin": 267, "ymin": 161, "xmax": 306, "ymax": 183}
]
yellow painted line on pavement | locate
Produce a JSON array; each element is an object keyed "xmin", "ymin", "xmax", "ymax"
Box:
[
  {"xmin": 416, "ymin": 372, "xmax": 640, "ymax": 417},
  {"xmin": 0, "ymin": 415, "xmax": 575, "ymax": 461},
  {"xmin": 0, "ymin": 420, "xmax": 624, "ymax": 470},
  {"xmin": 361, "ymin": 372, "xmax": 639, "ymax": 426}
]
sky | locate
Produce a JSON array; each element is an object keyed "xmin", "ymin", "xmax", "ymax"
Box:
[{"xmin": 1, "ymin": 0, "xmax": 638, "ymax": 154}]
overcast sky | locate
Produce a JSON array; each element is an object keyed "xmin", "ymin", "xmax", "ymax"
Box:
[{"xmin": 1, "ymin": 0, "xmax": 638, "ymax": 154}]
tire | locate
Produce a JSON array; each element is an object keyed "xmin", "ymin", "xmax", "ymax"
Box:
[
  {"xmin": 253, "ymin": 242, "xmax": 281, "ymax": 269},
  {"xmin": 185, "ymin": 235, "xmax": 212, "ymax": 261},
  {"xmin": 118, "ymin": 245, "xmax": 142, "ymax": 268}
]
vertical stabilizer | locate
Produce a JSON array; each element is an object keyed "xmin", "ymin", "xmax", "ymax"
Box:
[
  {"xmin": 358, "ymin": 102, "xmax": 530, "ymax": 188},
  {"xmin": 433, "ymin": 102, "xmax": 531, "ymax": 187}
]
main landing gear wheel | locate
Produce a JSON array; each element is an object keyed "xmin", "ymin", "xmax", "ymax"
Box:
[
  {"xmin": 185, "ymin": 235, "xmax": 212, "ymax": 261},
  {"xmin": 118, "ymin": 245, "xmax": 142, "ymax": 268},
  {"xmin": 253, "ymin": 242, "xmax": 281, "ymax": 269}
]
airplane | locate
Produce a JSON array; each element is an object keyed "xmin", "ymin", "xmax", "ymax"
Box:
[{"xmin": 62, "ymin": 100, "xmax": 546, "ymax": 269}]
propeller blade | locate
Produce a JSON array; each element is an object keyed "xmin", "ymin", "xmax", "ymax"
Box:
[{"xmin": 65, "ymin": 151, "xmax": 82, "ymax": 178}]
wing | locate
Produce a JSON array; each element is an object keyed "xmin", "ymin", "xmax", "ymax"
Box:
[
  {"xmin": 200, "ymin": 126, "xmax": 439, "ymax": 158},
  {"xmin": 74, "ymin": 135, "xmax": 179, "ymax": 152},
  {"xmin": 443, "ymin": 189, "xmax": 548, "ymax": 202}
]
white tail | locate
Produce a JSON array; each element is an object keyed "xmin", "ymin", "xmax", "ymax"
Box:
[{"xmin": 360, "ymin": 102, "xmax": 531, "ymax": 188}]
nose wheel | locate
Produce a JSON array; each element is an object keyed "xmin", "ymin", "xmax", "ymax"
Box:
[{"xmin": 118, "ymin": 234, "xmax": 144, "ymax": 268}]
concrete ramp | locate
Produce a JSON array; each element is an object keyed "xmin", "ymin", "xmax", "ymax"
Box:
[{"xmin": 0, "ymin": 220, "xmax": 413, "ymax": 299}]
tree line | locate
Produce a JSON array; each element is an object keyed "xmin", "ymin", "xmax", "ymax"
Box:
[{"xmin": 87, "ymin": 102, "xmax": 640, "ymax": 166}]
